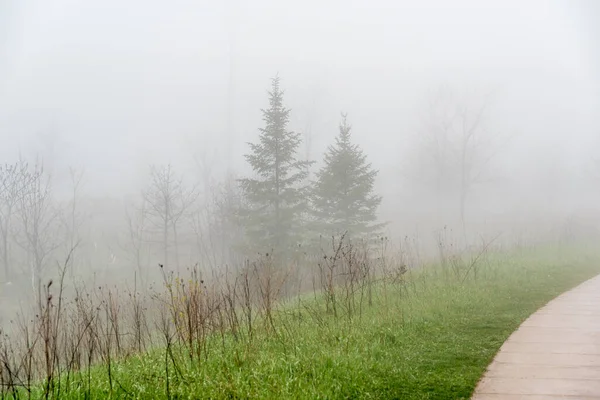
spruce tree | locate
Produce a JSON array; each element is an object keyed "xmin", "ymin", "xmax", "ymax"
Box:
[
  {"xmin": 312, "ymin": 114, "xmax": 383, "ymax": 241},
  {"xmin": 238, "ymin": 76, "xmax": 312, "ymax": 258}
]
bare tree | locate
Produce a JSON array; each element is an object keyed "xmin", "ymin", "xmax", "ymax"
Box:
[
  {"xmin": 190, "ymin": 150, "xmax": 244, "ymax": 268},
  {"xmin": 191, "ymin": 172, "xmax": 244, "ymax": 270},
  {"xmin": 15, "ymin": 162, "xmax": 62, "ymax": 300},
  {"xmin": 191, "ymin": 151, "xmax": 219, "ymax": 269},
  {"xmin": 142, "ymin": 164, "xmax": 198, "ymax": 272},
  {"xmin": 123, "ymin": 199, "xmax": 150, "ymax": 286},
  {"xmin": 193, "ymin": 149, "xmax": 218, "ymax": 202},
  {"xmin": 63, "ymin": 167, "xmax": 86, "ymax": 279},
  {"xmin": 455, "ymin": 97, "xmax": 490, "ymax": 230},
  {"xmin": 0, "ymin": 161, "xmax": 32, "ymax": 281},
  {"xmin": 408, "ymin": 86, "xmax": 503, "ymax": 237}
]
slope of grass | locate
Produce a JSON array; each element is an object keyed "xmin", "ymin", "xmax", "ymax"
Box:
[{"xmin": 20, "ymin": 244, "xmax": 600, "ymax": 399}]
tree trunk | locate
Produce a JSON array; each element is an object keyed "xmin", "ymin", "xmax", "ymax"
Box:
[
  {"xmin": 460, "ymin": 135, "xmax": 469, "ymax": 245},
  {"xmin": 2, "ymin": 233, "xmax": 9, "ymax": 281},
  {"xmin": 163, "ymin": 218, "xmax": 169, "ymax": 270},
  {"xmin": 172, "ymin": 223, "xmax": 180, "ymax": 274},
  {"xmin": 459, "ymin": 188, "xmax": 467, "ymax": 243},
  {"xmin": 1, "ymin": 209, "xmax": 11, "ymax": 281}
]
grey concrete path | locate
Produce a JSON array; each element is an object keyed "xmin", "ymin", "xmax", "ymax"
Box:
[{"xmin": 472, "ymin": 274, "xmax": 600, "ymax": 399}]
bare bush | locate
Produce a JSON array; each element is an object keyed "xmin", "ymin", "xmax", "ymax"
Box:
[{"xmin": 0, "ymin": 237, "xmax": 444, "ymax": 398}]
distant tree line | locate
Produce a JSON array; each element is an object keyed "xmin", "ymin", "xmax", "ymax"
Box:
[{"xmin": 0, "ymin": 75, "xmax": 507, "ymax": 295}]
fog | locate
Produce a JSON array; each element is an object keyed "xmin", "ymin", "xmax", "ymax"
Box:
[{"xmin": 1, "ymin": 0, "xmax": 600, "ymax": 314}]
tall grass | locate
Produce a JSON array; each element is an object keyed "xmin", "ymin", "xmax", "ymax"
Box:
[{"xmin": 1, "ymin": 238, "xmax": 599, "ymax": 399}]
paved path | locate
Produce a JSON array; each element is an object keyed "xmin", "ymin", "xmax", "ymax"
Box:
[{"xmin": 472, "ymin": 274, "xmax": 600, "ymax": 399}]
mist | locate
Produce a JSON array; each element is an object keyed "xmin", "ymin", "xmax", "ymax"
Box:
[
  {"xmin": 3, "ymin": 2, "xmax": 600, "ymax": 397},
  {"xmin": 1, "ymin": 0, "xmax": 599, "ymax": 313}
]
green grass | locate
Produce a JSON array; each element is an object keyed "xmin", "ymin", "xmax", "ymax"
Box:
[{"xmin": 23, "ymin": 244, "xmax": 600, "ymax": 399}]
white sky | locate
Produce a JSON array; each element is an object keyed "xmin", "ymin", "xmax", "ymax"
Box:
[{"xmin": 1, "ymin": 0, "xmax": 599, "ymax": 199}]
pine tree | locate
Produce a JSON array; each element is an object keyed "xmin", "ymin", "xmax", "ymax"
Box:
[
  {"xmin": 312, "ymin": 114, "xmax": 383, "ymax": 241},
  {"xmin": 238, "ymin": 76, "xmax": 312, "ymax": 258}
]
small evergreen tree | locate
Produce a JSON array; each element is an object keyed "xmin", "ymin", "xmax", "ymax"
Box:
[
  {"xmin": 312, "ymin": 114, "xmax": 383, "ymax": 241},
  {"xmin": 238, "ymin": 76, "xmax": 312, "ymax": 258}
]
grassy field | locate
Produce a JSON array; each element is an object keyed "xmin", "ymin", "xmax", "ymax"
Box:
[{"xmin": 8, "ymin": 243, "xmax": 600, "ymax": 399}]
